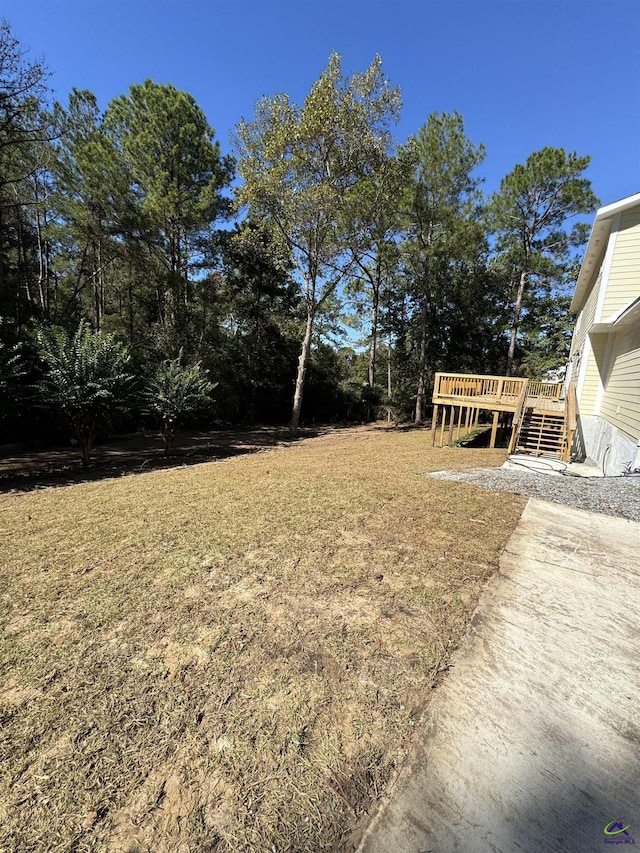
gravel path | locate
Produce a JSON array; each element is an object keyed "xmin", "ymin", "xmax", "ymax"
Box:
[{"xmin": 427, "ymin": 466, "xmax": 640, "ymax": 522}]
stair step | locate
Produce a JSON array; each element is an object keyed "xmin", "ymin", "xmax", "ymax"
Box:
[{"xmin": 515, "ymin": 409, "xmax": 566, "ymax": 458}]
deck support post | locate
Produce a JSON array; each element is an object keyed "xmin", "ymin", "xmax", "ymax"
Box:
[
  {"xmin": 489, "ymin": 410, "xmax": 499, "ymax": 448},
  {"xmin": 507, "ymin": 415, "xmax": 518, "ymax": 454},
  {"xmin": 439, "ymin": 406, "xmax": 448, "ymax": 448},
  {"xmin": 500, "ymin": 411, "xmax": 507, "ymax": 444},
  {"xmin": 431, "ymin": 404, "xmax": 439, "ymax": 446},
  {"xmin": 448, "ymin": 406, "xmax": 456, "ymax": 445},
  {"xmin": 456, "ymin": 405, "xmax": 463, "ymax": 440},
  {"xmin": 464, "ymin": 407, "xmax": 471, "ymax": 431}
]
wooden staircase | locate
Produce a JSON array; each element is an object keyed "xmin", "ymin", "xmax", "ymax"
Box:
[
  {"xmin": 512, "ymin": 382, "xmax": 577, "ymax": 461},
  {"xmin": 515, "ymin": 410, "xmax": 566, "ymax": 458}
]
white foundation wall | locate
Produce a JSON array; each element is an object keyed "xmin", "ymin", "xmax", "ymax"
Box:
[{"xmin": 578, "ymin": 415, "xmax": 640, "ymax": 474}]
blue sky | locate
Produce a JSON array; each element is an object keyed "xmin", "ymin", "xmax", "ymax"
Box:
[{"xmin": 3, "ymin": 0, "xmax": 639, "ymax": 208}]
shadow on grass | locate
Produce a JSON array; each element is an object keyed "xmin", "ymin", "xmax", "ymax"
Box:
[
  {"xmin": 0, "ymin": 425, "xmax": 327, "ymax": 497},
  {"xmin": 383, "ymin": 421, "xmax": 427, "ymax": 432}
]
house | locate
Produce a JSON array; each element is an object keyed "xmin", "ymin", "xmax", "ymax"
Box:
[{"xmin": 568, "ymin": 192, "xmax": 640, "ymax": 473}]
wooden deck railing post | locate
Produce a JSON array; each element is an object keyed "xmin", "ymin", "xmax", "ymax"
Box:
[{"xmin": 434, "ymin": 373, "xmax": 443, "ymax": 401}]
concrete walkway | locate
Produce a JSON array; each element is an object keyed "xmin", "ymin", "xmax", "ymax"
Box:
[{"xmin": 358, "ymin": 499, "xmax": 640, "ymax": 852}]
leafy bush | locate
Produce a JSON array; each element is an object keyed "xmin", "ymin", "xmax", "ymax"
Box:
[
  {"xmin": 143, "ymin": 352, "xmax": 215, "ymax": 455},
  {"xmin": 36, "ymin": 321, "xmax": 133, "ymax": 466}
]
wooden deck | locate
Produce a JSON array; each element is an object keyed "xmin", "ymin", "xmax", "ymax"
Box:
[
  {"xmin": 431, "ymin": 372, "xmax": 576, "ymax": 460},
  {"xmin": 432, "ymin": 373, "xmax": 564, "ymax": 415}
]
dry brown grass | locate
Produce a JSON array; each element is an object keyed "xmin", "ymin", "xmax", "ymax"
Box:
[{"xmin": 0, "ymin": 425, "xmax": 525, "ymax": 852}]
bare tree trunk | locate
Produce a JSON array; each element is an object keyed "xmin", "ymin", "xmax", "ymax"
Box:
[
  {"xmin": 16, "ymin": 206, "xmax": 33, "ymax": 308},
  {"xmin": 128, "ymin": 265, "xmax": 134, "ymax": 348},
  {"xmin": 162, "ymin": 419, "xmax": 177, "ymax": 456},
  {"xmin": 36, "ymin": 206, "xmax": 49, "ymax": 317},
  {"xmin": 506, "ymin": 270, "xmax": 528, "ymax": 376},
  {"xmin": 75, "ymin": 418, "xmax": 95, "ymax": 468},
  {"xmin": 93, "ymin": 241, "xmax": 103, "ymax": 331},
  {"xmin": 387, "ymin": 334, "xmax": 393, "ymax": 422},
  {"xmin": 291, "ymin": 309, "xmax": 315, "ymax": 435},
  {"xmin": 414, "ymin": 296, "xmax": 429, "ymax": 423},
  {"xmin": 32, "ymin": 172, "xmax": 47, "ymax": 315},
  {"xmin": 368, "ymin": 299, "xmax": 378, "ymax": 390},
  {"xmin": 93, "ymin": 271, "xmax": 100, "ymax": 330},
  {"xmin": 98, "ymin": 239, "xmax": 105, "ymax": 326},
  {"xmin": 165, "ymin": 231, "xmax": 178, "ymax": 331},
  {"xmin": 368, "ymin": 259, "xmax": 381, "ymax": 389},
  {"xmin": 45, "ymin": 240, "xmax": 52, "ymax": 318}
]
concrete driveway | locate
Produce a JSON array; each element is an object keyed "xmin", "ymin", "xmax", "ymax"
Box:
[{"xmin": 358, "ymin": 499, "xmax": 640, "ymax": 852}]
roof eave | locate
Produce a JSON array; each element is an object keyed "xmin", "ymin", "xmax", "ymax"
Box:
[{"xmin": 571, "ymin": 192, "xmax": 640, "ymax": 314}]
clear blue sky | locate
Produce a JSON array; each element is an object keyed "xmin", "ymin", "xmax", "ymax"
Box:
[{"xmin": 3, "ymin": 0, "xmax": 639, "ymax": 207}]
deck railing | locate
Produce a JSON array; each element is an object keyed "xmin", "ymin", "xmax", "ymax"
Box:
[
  {"xmin": 527, "ymin": 381, "xmax": 564, "ymax": 400},
  {"xmin": 433, "ymin": 372, "xmax": 564, "ymax": 404}
]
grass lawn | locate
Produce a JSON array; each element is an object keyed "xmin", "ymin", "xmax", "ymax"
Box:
[{"xmin": 0, "ymin": 425, "xmax": 525, "ymax": 852}]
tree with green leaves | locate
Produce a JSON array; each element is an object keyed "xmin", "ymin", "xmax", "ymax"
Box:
[
  {"xmin": 235, "ymin": 53, "xmax": 401, "ymax": 434},
  {"xmin": 0, "ymin": 20, "xmax": 60, "ymax": 329},
  {"xmin": 36, "ymin": 320, "xmax": 132, "ymax": 466},
  {"xmin": 143, "ymin": 351, "xmax": 214, "ymax": 455},
  {"xmin": 51, "ymin": 89, "xmax": 133, "ymax": 331},
  {"xmin": 104, "ymin": 80, "xmax": 234, "ymax": 345},
  {"xmin": 516, "ymin": 290, "xmax": 574, "ymax": 378},
  {"xmin": 218, "ymin": 220, "xmax": 299, "ymax": 422},
  {"xmin": 342, "ymin": 148, "xmax": 414, "ymax": 401},
  {"xmin": 487, "ymin": 147, "xmax": 599, "ymax": 375},
  {"xmin": 404, "ymin": 112, "xmax": 486, "ymax": 422}
]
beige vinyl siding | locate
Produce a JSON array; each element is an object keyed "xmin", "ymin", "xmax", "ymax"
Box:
[
  {"xmin": 580, "ymin": 334, "xmax": 608, "ymax": 414},
  {"xmin": 602, "ymin": 210, "xmax": 640, "ymax": 317},
  {"xmin": 599, "ymin": 324, "xmax": 640, "ymax": 441},
  {"xmin": 571, "ymin": 277, "xmax": 600, "ymax": 357}
]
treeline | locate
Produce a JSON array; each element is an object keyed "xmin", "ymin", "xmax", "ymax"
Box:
[{"xmin": 0, "ymin": 23, "xmax": 599, "ymax": 449}]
